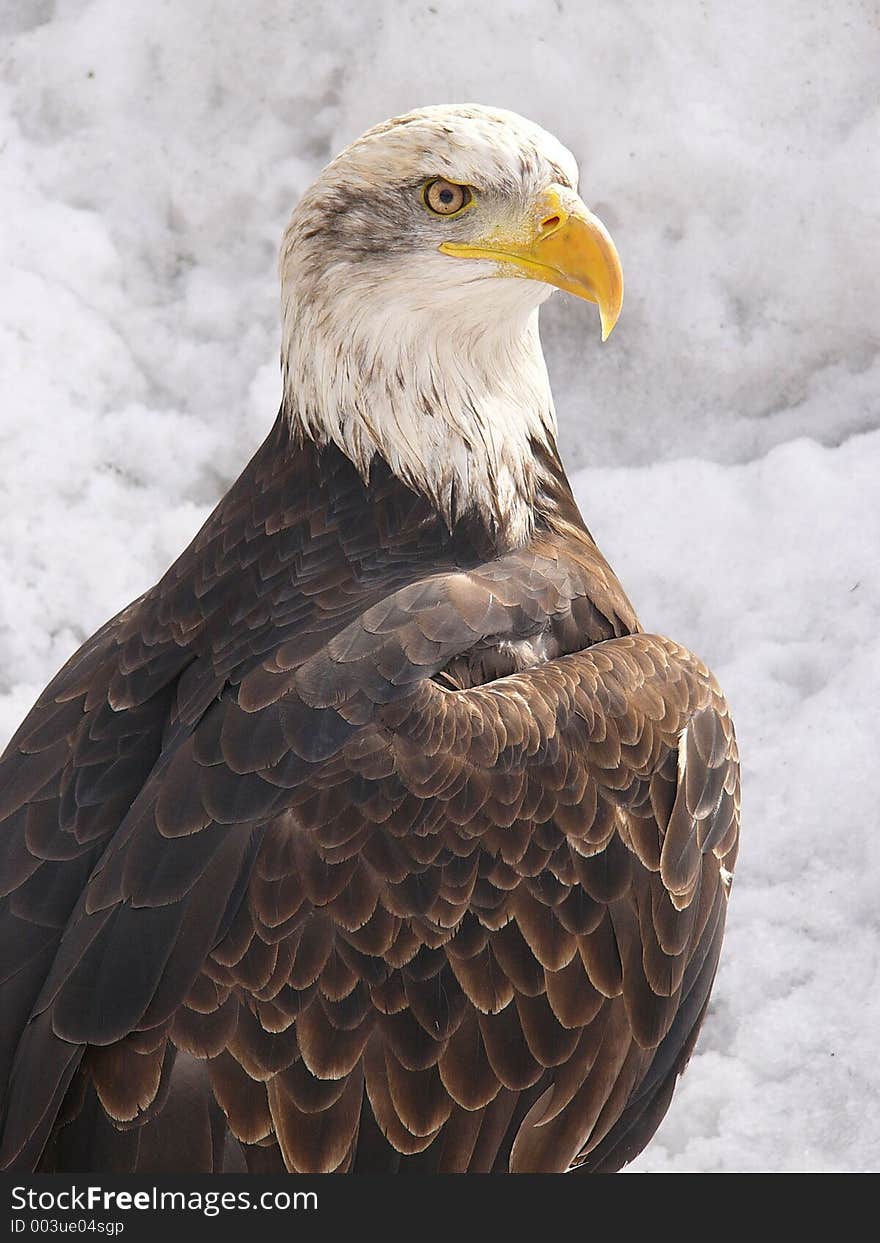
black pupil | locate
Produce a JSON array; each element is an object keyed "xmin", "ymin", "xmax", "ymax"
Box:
[{"xmin": 439, "ymin": 187, "xmax": 454, "ymax": 205}]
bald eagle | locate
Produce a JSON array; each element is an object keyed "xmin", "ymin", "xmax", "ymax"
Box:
[{"xmin": 0, "ymin": 106, "xmax": 739, "ymax": 1174}]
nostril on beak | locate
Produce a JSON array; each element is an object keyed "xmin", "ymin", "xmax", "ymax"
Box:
[{"xmin": 539, "ymin": 214, "xmax": 562, "ymax": 235}]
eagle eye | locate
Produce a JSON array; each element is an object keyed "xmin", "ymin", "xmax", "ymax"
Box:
[{"xmin": 423, "ymin": 178, "xmax": 473, "ymax": 217}]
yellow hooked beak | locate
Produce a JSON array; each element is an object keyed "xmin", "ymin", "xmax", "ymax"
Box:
[{"xmin": 439, "ymin": 185, "xmax": 623, "ymax": 340}]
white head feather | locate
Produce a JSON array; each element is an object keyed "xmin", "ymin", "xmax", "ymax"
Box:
[{"xmin": 279, "ymin": 105, "xmax": 581, "ymax": 548}]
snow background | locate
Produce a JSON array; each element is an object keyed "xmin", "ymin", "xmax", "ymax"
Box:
[{"xmin": 1, "ymin": 0, "xmax": 878, "ymax": 1172}]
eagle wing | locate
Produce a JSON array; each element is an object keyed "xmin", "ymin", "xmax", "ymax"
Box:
[{"xmin": 0, "ymin": 548, "xmax": 739, "ymax": 1173}]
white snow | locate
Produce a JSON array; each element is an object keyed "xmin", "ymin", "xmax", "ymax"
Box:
[{"xmin": 1, "ymin": 0, "xmax": 878, "ymax": 1173}]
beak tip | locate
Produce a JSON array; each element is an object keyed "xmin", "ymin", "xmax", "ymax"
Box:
[{"xmin": 599, "ymin": 305, "xmax": 620, "ymax": 342}]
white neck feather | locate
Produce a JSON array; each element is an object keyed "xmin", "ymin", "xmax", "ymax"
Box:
[{"xmin": 280, "ymin": 258, "xmax": 557, "ymax": 549}]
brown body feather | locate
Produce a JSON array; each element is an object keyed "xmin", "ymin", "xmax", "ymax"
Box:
[{"xmin": 0, "ymin": 411, "xmax": 739, "ymax": 1172}]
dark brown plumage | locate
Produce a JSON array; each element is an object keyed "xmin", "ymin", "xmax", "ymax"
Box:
[{"xmin": 0, "ymin": 411, "xmax": 739, "ymax": 1173}]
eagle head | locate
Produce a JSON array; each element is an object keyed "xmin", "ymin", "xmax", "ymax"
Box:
[{"xmin": 279, "ymin": 105, "xmax": 623, "ymax": 546}]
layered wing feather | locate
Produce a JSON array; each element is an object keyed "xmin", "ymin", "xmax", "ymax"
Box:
[
  {"xmin": 0, "ymin": 425, "xmax": 739, "ymax": 1173},
  {"xmin": 1, "ymin": 578, "xmax": 738, "ymax": 1171}
]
